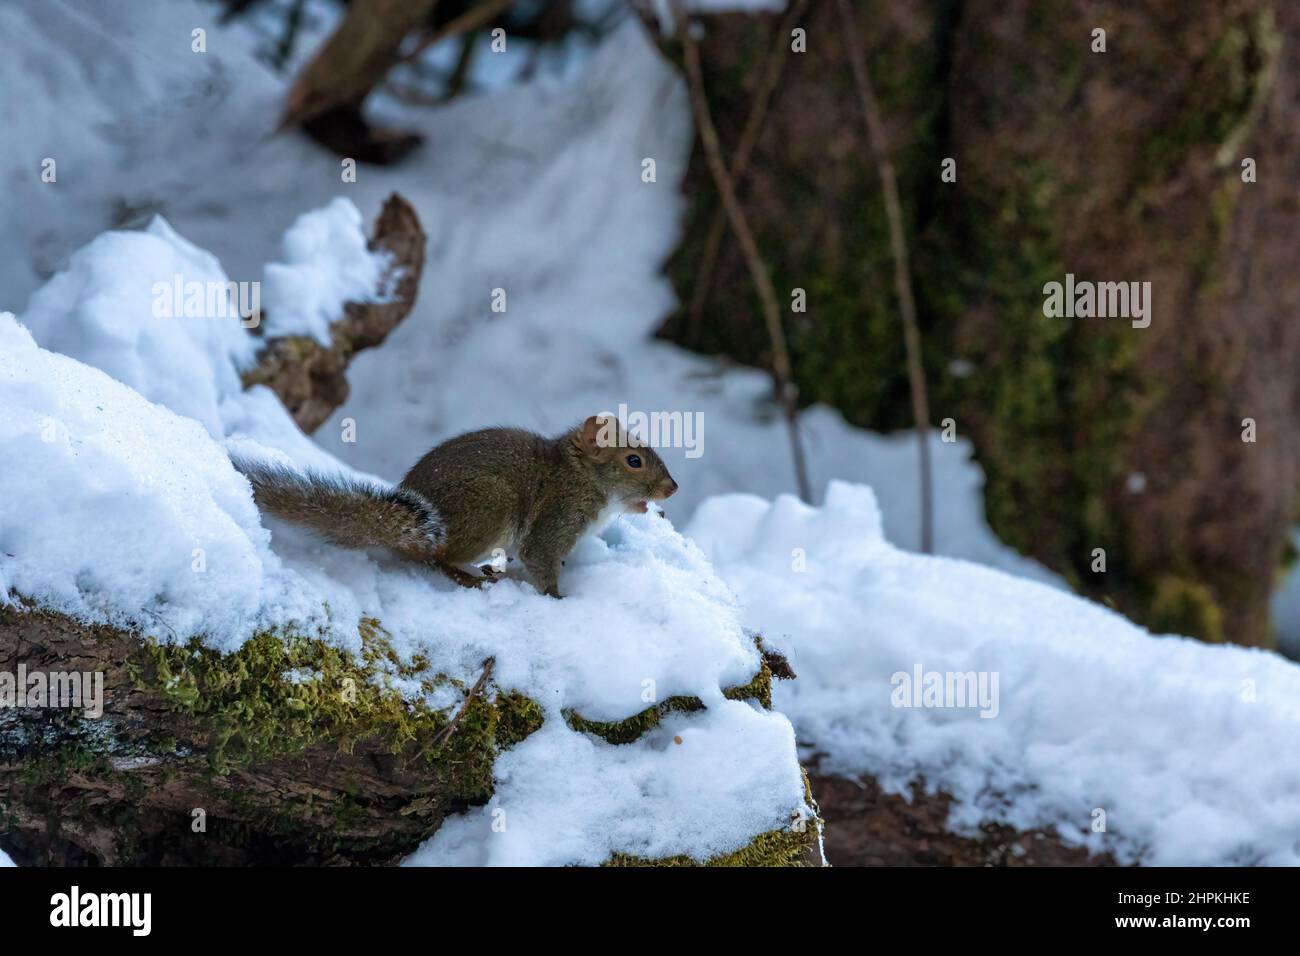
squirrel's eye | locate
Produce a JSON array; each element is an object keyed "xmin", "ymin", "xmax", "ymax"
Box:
[{"xmin": 626, "ymin": 454, "xmax": 642, "ymax": 469}]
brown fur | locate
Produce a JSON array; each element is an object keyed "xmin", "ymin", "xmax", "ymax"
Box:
[
  {"xmin": 233, "ymin": 459, "xmax": 446, "ymax": 563},
  {"xmin": 233, "ymin": 416, "xmax": 677, "ymax": 597}
]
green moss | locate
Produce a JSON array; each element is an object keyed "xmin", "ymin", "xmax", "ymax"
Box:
[
  {"xmin": 606, "ymin": 772, "xmax": 823, "ymax": 866},
  {"xmin": 494, "ymin": 691, "xmax": 545, "ymax": 750},
  {"xmin": 656, "ymin": 3, "xmax": 1287, "ymax": 645},
  {"xmin": 564, "ymin": 647, "xmax": 775, "ymax": 745},
  {"xmin": 1149, "ymin": 576, "xmax": 1225, "ymax": 643},
  {"xmin": 1139, "ymin": 8, "xmax": 1273, "ymax": 188},
  {"xmin": 9, "ymin": 608, "xmax": 817, "ymax": 865},
  {"xmin": 931, "ymin": 152, "xmax": 1146, "ymax": 602},
  {"xmin": 126, "ymin": 619, "xmax": 540, "ymax": 779},
  {"xmin": 933, "ymin": 3, "xmax": 1272, "ymax": 639},
  {"xmin": 606, "ymin": 823, "xmax": 816, "ymax": 867}
]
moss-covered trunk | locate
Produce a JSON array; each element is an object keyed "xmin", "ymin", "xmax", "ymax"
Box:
[
  {"xmin": 0, "ymin": 608, "xmax": 820, "ymax": 866},
  {"xmin": 0, "ymin": 606, "xmax": 541, "ymax": 865},
  {"xmin": 658, "ymin": 0, "xmax": 1300, "ymax": 646}
]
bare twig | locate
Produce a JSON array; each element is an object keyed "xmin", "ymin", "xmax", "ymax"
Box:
[
  {"xmin": 836, "ymin": 0, "xmax": 933, "ymax": 553},
  {"xmin": 686, "ymin": 0, "xmax": 812, "ymax": 345},
  {"xmin": 445, "ymin": 28, "xmax": 482, "ymax": 99},
  {"xmin": 399, "ymin": 0, "xmax": 518, "ymax": 65},
  {"xmin": 671, "ymin": 0, "xmax": 812, "ymax": 503},
  {"xmin": 431, "ymin": 657, "xmax": 496, "ymax": 749},
  {"xmin": 272, "ymin": 0, "xmax": 309, "ymax": 70}
]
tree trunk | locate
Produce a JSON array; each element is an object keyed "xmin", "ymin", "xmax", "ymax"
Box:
[{"xmin": 655, "ymin": 0, "xmax": 1300, "ymax": 647}]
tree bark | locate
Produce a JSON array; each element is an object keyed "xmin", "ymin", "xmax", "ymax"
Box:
[{"xmin": 0, "ymin": 606, "xmax": 532, "ymax": 865}]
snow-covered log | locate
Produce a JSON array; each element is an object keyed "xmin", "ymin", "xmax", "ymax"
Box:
[{"xmin": 0, "ymin": 601, "xmax": 812, "ymax": 866}]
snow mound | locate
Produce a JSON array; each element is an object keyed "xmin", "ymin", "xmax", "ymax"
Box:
[
  {"xmin": 261, "ymin": 197, "xmax": 390, "ymax": 345},
  {"xmin": 20, "ymin": 217, "xmax": 257, "ymax": 437},
  {"xmin": 409, "ymin": 700, "xmax": 804, "ymax": 866},
  {"xmin": 0, "ymin": 293, "xmax": 763, "ymax": 713},
  {"xmin": 687, "ymin": 482, "xmax": 1300, "ymax": 865},
  {"xmin": 0, "ymin": 312, "xmax": 272, "ymax": 638}
]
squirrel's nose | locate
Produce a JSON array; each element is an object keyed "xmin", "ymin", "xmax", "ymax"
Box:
[{"xmin": 664, "ymin": 479, "xmax": 678, "ymax": 498}]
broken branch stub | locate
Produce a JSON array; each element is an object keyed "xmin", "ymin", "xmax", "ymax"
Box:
[{"xmin": 242, "ymin": 192, "xmax": 427, "ymax": 433}]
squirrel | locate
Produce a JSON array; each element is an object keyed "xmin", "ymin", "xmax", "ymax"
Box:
[{"xmin": 232, "ymin": 415, "xmax": 678, "ymax": 598}]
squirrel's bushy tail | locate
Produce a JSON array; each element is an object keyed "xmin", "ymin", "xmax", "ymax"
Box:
[{"xmin": 232, "ymin": 458, "xmax": 446, "ymax": 563}]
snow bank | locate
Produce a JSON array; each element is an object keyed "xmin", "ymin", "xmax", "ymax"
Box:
[
  {"xmin": 1, "ymin": 286, "xmax": 762, "ymax": 714},
  {"xmin": 687, "ymin": 482, "xmax": 1300, "ymax": 865},
  {"xmin": 0, "ymin": 847, "xmax": 14, "ymax": 867},
  {"xmin": 0, "ymin": 0, "xmax": 285, "ymax": 299}
]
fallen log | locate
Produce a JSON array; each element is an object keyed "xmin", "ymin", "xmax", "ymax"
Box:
[{"xmin": 0, "ymin": 605, "xmax": 538, "ymax": 865}]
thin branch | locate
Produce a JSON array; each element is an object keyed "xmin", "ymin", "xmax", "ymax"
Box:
[
  {"xmin": 431, "ymin": 657, "xmax": 495, "ymax": 749},
  {"xmin": 399, "ymin": 0, "xmax": 518, "ymax": 66},
  {"xmin": 686, "ymin": 0, "xmax": 811, "ymax": 345},
  {"xmin": 836, "ymin": 0, "xmax": 934, "ymax": 553},
  {"xmin": 671, "ymin": 0, "xmax": 812, "ymax": 503}
]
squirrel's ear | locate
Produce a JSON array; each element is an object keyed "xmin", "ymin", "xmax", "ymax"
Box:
[{"xmin": 579, "ymin": 415, "xmax": 612, "ymax": 457}]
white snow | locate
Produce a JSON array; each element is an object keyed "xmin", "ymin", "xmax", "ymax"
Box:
[
  {"xmin": 0, "ymin": 312, "xmax": 275, "ymax": 642},
  {"xmin": 410, "ymin": 699, "xmax": 806, "ymax": 866},
  {"xmin": 5, "ymin": 0, "xmax": 1299, "ymax": 868},
  {"xmin": 0, "ymin": 4, "xmax": 823, "ymax": 865},
  {"xmin": 649, "ymin": 0, "xmax": 788, "ymax": 33},
  {"xmin": 261, "ymin": 197, "xmax": 390, "ymax": 344},
  {"xmin": 1, "ymin": 0, "xmax": 1052, "ymax": 588},
  {"xmin": 0, "ymin": 294, "xmax": 765, "ymax": 713},
  {"xmin": 0, "ymin": 848, "xmax": 14, "ymax": 867},
  {"xmin": 19, "ymin": 217, "xmax": 258, "ymax": 437},
  {"xmin": 687, "ymin": 482, "xmax": 1300, "ymax": 866}
]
